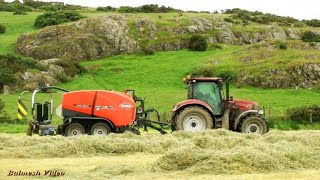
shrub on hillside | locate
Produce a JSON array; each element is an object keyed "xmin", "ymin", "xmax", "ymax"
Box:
[
  {"xmin": 13, "ymin": 10, "xmax": 28, "ymax": 15},
  {"xmin": 141, "ymin": 46, "xmax": 155, "ymax": 55},
  {"xmin": 188, "ymin": 35, "xmax": 208, "ymax": 51},
  {"xmin": 96, "ymin": 6, "xmax": 116, "ymax": 12},
  {"xmin": 0, "ymin": 68, "xmax": 16, "ymax": 88},
  {"xmin": 279, "ymin": 42, "xmax": 288, "ymax": 50},
  {"xmin": 118, "ymin": 6, "xmax": 142, "ymax": 13},
  {"xmin": 293, "ymin": 21, "xmax": 306, "ymax": 27},
  {"xmin": 301, "ymin": 31, "xmax": 320, "ymax": 42},
  {"xmin": 226, "ymin": 8, "xmax": 299, "ymax": 25},
  {"xmin": 286, "ymin": 105, "xmax": 320, "ymax": 123},
  {"xmin": 3, "ymin": 2, "xmax": 32, "ymax": 12},
  {"xmin": 0, "ymin": 99, "xmax": 9, "ymax": 122},
  {"xmin": 0, "ymin": 24, "xmax": 6, "ymax": 34},
  {"xmin": 303, "ymin": 19, "xmax": 320, "ymax": 27},
  {"xmin": 34, "ymin": 11, "xmax": 85, "ymax": 28},
  {"xmin": 39, "ymin": 5, "xmax": 60, "ymax": 11},
  {"xmin": 0, "ymin": 54, "xmax": 45, "ymax": 72}
]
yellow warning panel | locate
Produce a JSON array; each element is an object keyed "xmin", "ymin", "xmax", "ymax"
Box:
[{"xmin": 17, "ymin": 99, "xmax": 28, "ymax": 120}]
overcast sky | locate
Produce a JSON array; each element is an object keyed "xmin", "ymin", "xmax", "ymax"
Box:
[{"xmin": 6, "ymin": 0, "xmax": 320, "ymax": 20}]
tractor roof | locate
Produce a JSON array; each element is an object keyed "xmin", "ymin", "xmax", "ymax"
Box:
[
  {"xmin": 189, "ymin": 77, "xmax": 223, "ymax": 82},
  {"xmin": 182, "ymin": 76, "xmax": 223, "ymax": 84}
]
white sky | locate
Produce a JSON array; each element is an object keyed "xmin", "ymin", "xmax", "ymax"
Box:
[{"xmin": 6, "ymin": 0, "xmax": 320, "ymax": 20}]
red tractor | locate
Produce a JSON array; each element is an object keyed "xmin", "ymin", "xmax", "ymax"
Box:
[{"xmin": 171, "ymin": 77, "xmax": 268, "ymax": 134}]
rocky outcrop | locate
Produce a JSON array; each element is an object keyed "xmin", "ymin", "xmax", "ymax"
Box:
[
  {"xmin": 238, "ymin": 63, "xmax": 320, "ymax": 88},
  {"xmin": 19, "ymin": 58, "xmax": 70, "ymax": 91},
  {"xmin": 135, "ymin": 18, "xmax": 157, "ymax": 39},
  {"xmin": 268, "ymin": 26, "xmax": 287, "ymax": 40},
  {"xmin": 286, "ymin": 28, "xmax": 300, "ymax": 39},
  {"xmin": 217, "ymin": 30, "xmax": 236, "ymax": 44},
  {"xmin": 149, "ymin": 40, "xmax": 188, "ymax": 51},
  {"xmin": 16, "ymin": 15, "xmax": 139, "ymax": 61},
  {"xmin": 3, "ymin": 85, "xmax": 11, "ymax": 95}
]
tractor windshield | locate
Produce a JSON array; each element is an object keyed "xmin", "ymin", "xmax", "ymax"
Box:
[{"xmin": 192, "ymin": 82, "xmax": 222, "ymax": 115}]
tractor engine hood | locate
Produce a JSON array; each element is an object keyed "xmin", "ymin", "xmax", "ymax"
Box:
[{"xmin": 232, "ymin": 99, "xmax": 259, "ymax": 111}]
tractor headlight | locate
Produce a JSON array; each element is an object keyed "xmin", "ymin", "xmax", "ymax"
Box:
[{"xmin": 258, "ymin": 110, "xmax": 264, "ymax": 115}]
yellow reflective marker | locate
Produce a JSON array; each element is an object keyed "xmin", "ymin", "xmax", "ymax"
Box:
[{"xmin": 17, "ymin": 99, "xmax": 28, "ymax": 120}]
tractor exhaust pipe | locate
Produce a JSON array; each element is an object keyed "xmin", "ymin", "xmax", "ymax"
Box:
[
  {"xmin": 221, "ymin": 77, "xmax": 232, "ymax": 130},
  {"xmin": 225, "ymin": 78, "xmax": 232, "ymax": 108}
]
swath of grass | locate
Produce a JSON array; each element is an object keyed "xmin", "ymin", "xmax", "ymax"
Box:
[{"xmin": 0, "ymin": 129, "xmax": 319, "ymax": 175}]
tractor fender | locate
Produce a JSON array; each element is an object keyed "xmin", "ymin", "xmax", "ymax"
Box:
[
  {"xmin": 234, "ymin": 110, "xmax": 259, "ymax": 129},
  {"xmin": 172, "ymin": 99, "xmax": 214, "ymax": 115}
]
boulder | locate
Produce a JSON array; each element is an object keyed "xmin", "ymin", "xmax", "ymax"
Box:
[
  {"xmin": 135, "ymin": 17, "xmax": 157, "ymax": 38},
  {"xmin": 3, "ymin": 85, "xmax": 11, "ymax": 95},
  {"xmin": 268, "ymin": 26, "xmax": 287, "ymax": 40},
  {"xmin": 286, "ymin": 28, "xmax": 300, "ymax": 39},
  {"xmin": 16, "ymin": 15, "xmax": 139, "ymax": 61},
  {"xmin": 39, "ymin": 58, "xmax": 61, "ymax": 66},
  {"xmin": 217, "ymin": 30, "xmax": 235, "ymax": 44}
]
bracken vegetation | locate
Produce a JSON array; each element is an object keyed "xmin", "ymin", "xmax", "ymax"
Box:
[{"xmin": 34, "ymin": 11, "xmax": 85, "ymax": 28}]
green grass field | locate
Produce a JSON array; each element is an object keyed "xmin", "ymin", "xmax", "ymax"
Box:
[{"xmin": 0, "ymin": 11, "xmax": 320, "ymax": 133}]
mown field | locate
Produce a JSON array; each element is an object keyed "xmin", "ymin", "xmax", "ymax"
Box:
[{"xmin": 0, "ymin": 129, "xmax": 320, "ymax": 179}]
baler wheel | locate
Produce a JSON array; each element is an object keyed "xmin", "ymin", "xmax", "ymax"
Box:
[
  {"xmin": 65, "ymin": 123, "xmax": 85, "ymax": 136},
  {"xmin": 90, "ymin": 122, "xmax": 111, "ymax": 135}
]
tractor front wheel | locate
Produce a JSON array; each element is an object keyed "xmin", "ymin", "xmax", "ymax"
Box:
[
  {"xmin": 65, "ymin": 123, "xmax": 86, "ymax": 136},
  {"xmin": 240, "ymin": 116, "xmax": 268, "ymax": 134},
  {"xmin": 175, "ymin": 106, "xmax": 213, "ymax": 132}
]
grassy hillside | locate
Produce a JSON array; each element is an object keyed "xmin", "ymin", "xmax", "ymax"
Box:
[
  {"xmin": 0, "ymin": 12, "xmax": 42, "ymax": 54},
  {"xmin": 0, "ymin": 11, "xmax": 320, "ymax": 133}
]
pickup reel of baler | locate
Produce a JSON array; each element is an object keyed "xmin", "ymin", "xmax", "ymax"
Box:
[{"xmin": 24, "ymin": 83, "xmax": 69, "ymax": 136}]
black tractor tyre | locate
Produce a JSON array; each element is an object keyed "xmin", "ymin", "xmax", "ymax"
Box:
[
  {"xmin": 65, "ymin": 122, "xmax": 86, "ymax": 136},
  {"xmin": 240, "ymin": 116, "xmax": 268, "ymax": 134},
  {"xmin": 90, "ymin": 122, "xmax": 112, "ymax": 135},
  {"xmin": 175, "ymin": 106, "xmax": 213, "ymax": 132}
]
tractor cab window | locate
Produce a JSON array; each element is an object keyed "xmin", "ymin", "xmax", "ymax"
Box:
[{"xmin": 192, "ymin": 82, "xmax": 222, "ymax": 115}]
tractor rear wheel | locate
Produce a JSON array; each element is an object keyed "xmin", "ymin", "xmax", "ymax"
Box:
[
  {"xmin": 175, "ymin": 106, "xmax": 213, "ymax": 132},
  {"xmin": 240, "ymin": 116, "xmax": 268, "ymax": 134},
  {"xmin": 90, "ymin": 122, "xmax": 111, "ymax": 135},
  {"xmin": 65, "ymin": 123, "xmax": 85, "ymax": 136}
]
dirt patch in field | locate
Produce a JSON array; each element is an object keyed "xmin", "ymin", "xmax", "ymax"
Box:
[{"xmin": 0, "ymin": 130, "xmax": 320, "ymax": 174}]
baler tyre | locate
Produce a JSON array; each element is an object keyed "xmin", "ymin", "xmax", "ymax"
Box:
[
  {"xmin": 240, "ymin": 116, "xmax": 268, "ymax": 134},
  {"xmin": 65, "ymin": 123, "xmax": 85, "ymax": 136},
  {"xmin": 175, "ymin": 106, "xmax": 213, "ymax": 132},
  {"xmin": 90, "ymin": 122, "xmax": 111, "ymax": 135}
]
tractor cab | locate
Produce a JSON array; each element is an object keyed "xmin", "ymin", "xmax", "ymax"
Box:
[{"xmin": 186, "ymin": 77, "xmax": 224, "ymax": 115}]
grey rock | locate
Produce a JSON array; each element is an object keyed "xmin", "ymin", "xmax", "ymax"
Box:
[
  {"xmin": 191, "ymin": 17, "xmax": 213, "ymax": 31},
  {"xmin": 48, "ymin": 65, "xmax": 64, "ymax": 75},
  {"xmin": 16, "ymin": 15, "xmax": 139, "ymax": 60},
  {"xmin": 39, "ymin": 58, "xmax": 61, "ymax": 66},
  {"xmin": 135, "ymin": 17, "xmax": 157, "ymax": 39},
  {"xmin": 287, "ymin": 28, "xmax": 300, "ymax": 39},
  {"xmin": 217, "ymin": 30, "xmax": 235, "ymax": 44},
  {"xmin": 3, "ymin": 85, "xmax": 11, "ymax": 95},
  {"xmin": 269, "ymin": 26, "xmax": 287, "ymax": 40}
]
